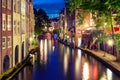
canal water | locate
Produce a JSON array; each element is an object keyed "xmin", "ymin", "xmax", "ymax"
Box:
[{"xmin": 15, "ymin": 39, "xmax": 120, "ymax": 80}]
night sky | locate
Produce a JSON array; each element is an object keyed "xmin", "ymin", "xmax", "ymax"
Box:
[{"xmin": 33, "ymin": 0, "xmax": 65, "ymax": 18}]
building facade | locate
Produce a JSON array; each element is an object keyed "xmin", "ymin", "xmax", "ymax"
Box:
[
  {"xmin": 0, "ymin": 0, "xmax": 13, "ymax": 74},
  {"xmin": 0, "ymin": 0, "xmax": 34, "ymax": 75}
]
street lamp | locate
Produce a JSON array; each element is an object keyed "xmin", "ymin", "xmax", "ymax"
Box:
[
  {"xmin": 107, "ymin": 39, "xmax": 114, "ymax": 46},
  {"xmin": 103, "ymin": 39, "xmax": 114, "ymax": 57}
]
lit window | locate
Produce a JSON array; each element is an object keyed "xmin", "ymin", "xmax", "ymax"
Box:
[
  {"xmin": 7, "ymin": 15, "xmax": 11, "ymax": 31},
  {"xmin": 2, "ymin": 0, "xmax": 6, "ymax": 8},
  {"xmin": 8, "ymin": 36, "xmax": 11, "ymax": 48},
  {"xmin": 7, "ymin": 0, "xmax": 11, "ymax": 10},
  {"xmin": 2, "ymin": 14, "xmax": 6, "ymax": 31},
  {"xmin": 2, "ymin": 37, "xmax": 6, "ymax": 49}
]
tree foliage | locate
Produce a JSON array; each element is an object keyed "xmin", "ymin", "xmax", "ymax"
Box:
[
  {"xmin": 65, "ymin": 0, "xmax": 120, "ymax": 28},
  {"xmin": 34, "ymin": 8, "xmax": 50, "ymax": 36},
  {"xmin": 65, "ymin": 0, "xmax": 120, "ymax": 49},
  {"xmin": 53, "ymin": 28, "xmax": 59, "ymax": 34}
]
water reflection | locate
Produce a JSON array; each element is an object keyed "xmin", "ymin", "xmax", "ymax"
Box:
[
  {"xmin": 14, "ymin": 40, "xmax": 120, "ymax": 80},
  {"xmin": 107, "ymin": 69, "xmax": 112, "ymax": 80},
  {"xmin": 64, "ymin": 52, "xmax": 68, "ymax": 75},
  {"xmin": 83, "ymin": 62, "xmax": 89, "ymax": 80},
  {"xmin": 59, "ymin": 43, "xmax": 120, "ymax": 80},
  {"xmin": 75, "ymin": 50, "xmax": 81, "ymax": 80},
  {"xmin": 44, "ymin": 39, "xmax": 47, "ymax": 64}
]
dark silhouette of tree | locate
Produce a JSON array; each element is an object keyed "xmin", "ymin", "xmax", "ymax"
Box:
[
  {"xmin": 33, "ymin": 8, "xmax": 37, "ymax": 17},
  {"xmin": 34, "ymin": 8, "xmax": 50, "ymax": 36}
]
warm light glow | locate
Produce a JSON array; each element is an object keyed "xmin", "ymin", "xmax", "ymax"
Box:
[
  {"xmin": 83, "ymin": 62, "xmax": 89, "ymax": 80},
  {"xmin": 40, "ymin": 40, "xmax": 43, "ymax": 62},
  {"xmin": 64, "ymin": 53, "xmax": 68, "ymax": 75},
  {"xmin": 67, "ymin": 35, "xmax": 69, "ymax": 39},
  {"xmin": 107, "ymin": 39, "xmax": 114, "ymax": 46},
  {"xmin": 45, "ymin": 26, "xmax": 47, "ymax": 29},
  {"xmin": 107, "ymin": 69, "xmax": 112, "ymax": 80},
  {"xmin": 78, "ymin": 38, "xmax": 82, "ymax": 47},
  {"xmin": 44, "ymin": 39, "xmax": 47, "ymax": 64},
  {"xmin": 52, "ymin": 46, "xmax": 55, "ymax": 51},
  {"xmin": 30, "ymin": 54, "xmax": 33, "ymax": 57},
  {"xmin": 82, "ymin": 30, "xmax": 85, "ymax": 33},
  {"xmin": 104, "ymin": 23, "xmax": 107, "ymax": 26},
  {"xmin": 75, "ymin": 50, "xmax": 81, "ymax": 80},
  {"xmin": 67, "ymin": 47, "xmax": 69, "ymax": 54},
  {"xmin": 85, "ymin": 23, "xmax": 89, "ymax": 28},
  {"xmin": 29, "ymin": 37, "xmax": 33, "ymax": 42}
]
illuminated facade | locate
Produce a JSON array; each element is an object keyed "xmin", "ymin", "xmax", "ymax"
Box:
[
  {"xmin": 0, "ymin": 0, "xmax": 34, "ymax": 75},
  {"xmin": 13, "ymin": 0, "xmax": 34, "ymax": 67},
  {"xmin": 59, "ymin": 10, "xmax": 64, "ymax": 39},
  {"xmin": 0, "ymin": 0, "xmax": 13, "ymax": 74},
  {"xmin": 13, "ymin": 0, "xmax": 21, "ymax": 66}
]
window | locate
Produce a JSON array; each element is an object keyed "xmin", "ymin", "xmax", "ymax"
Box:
[
  {"xmin": 8, "ymin": 36, "xmax": 11, "ymax": 48},
  {"xmin": 2, "ymin": 14, "xmax": 6, "ymax": 31},
  {"xmin": 2, "ymin": 37, "xmax": 6, "ymax": 49},
  {"xmin": 17, "ymin": 1, "xmax": 20, "ymax": 13},
  {"xmin": 2, "ymin": 0, "xmax": 6, "ymax": 8},
  {"xmin": 13, "ymin": 20, "xmax": 16, "ymax": 35},
  {"xmin": 7, "ymin": 15, "xmax": 11, "ymax": 31},
  {"xmin": 18, "ymin": 22, "xmax": 20, "ymax": 34},
  {"xmin": 13, "ymin": 0, "xmax": 16, "ymax": 12},
  {"xmin": 7, "ymin": 0, "xmax": 11, "ymax": 10}
]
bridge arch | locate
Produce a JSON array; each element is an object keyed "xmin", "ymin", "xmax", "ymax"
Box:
[{"xmin": 3, "ymin": 55, "xmax": 10, "ymax": 71}]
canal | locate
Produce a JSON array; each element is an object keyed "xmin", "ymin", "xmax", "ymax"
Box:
[{"xmin": 14, "ymin": 39, "xmax": 120, "ymax": 80}]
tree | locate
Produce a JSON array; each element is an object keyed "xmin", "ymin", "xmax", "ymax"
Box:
[
  {"xmin": 65, "ymin": 0, "xmax": 120, "ymax": 45},
  {"xmin": 66, "ymin": 0, "xmax": 120, "ymax": 60},
  {"xmin": 53, "ymin": 28, "xmax": 59, "ymax": 34},
  {"xmin": 65, "ymin": 0, "xmax": 120, "ymax": 32},
  {"xmin": 34, "ymin": 8, "xmax": 50, "ymax": 36}
]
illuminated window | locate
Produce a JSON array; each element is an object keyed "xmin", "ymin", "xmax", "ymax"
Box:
[
  {"xmin": 2, "ymin": 14, "xmax": 6, "ymax": 31},
  {"xmin": 2, "ymin": 37, "xmax": 6, "ymax": 49},
  {"xmin": 2, "ymin": 0, "xmax": 6, "ymax": 8},
  {"xmin": 7, "ymin": 15, "xmax": 11, "ymax": 31},
  {"xmin": 7, "ymin": 0, "xmax": 11, "ymax": 10},
  {"xmin": 8, "ymin": 36, "xmax": 11, "ymax": 48}
]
